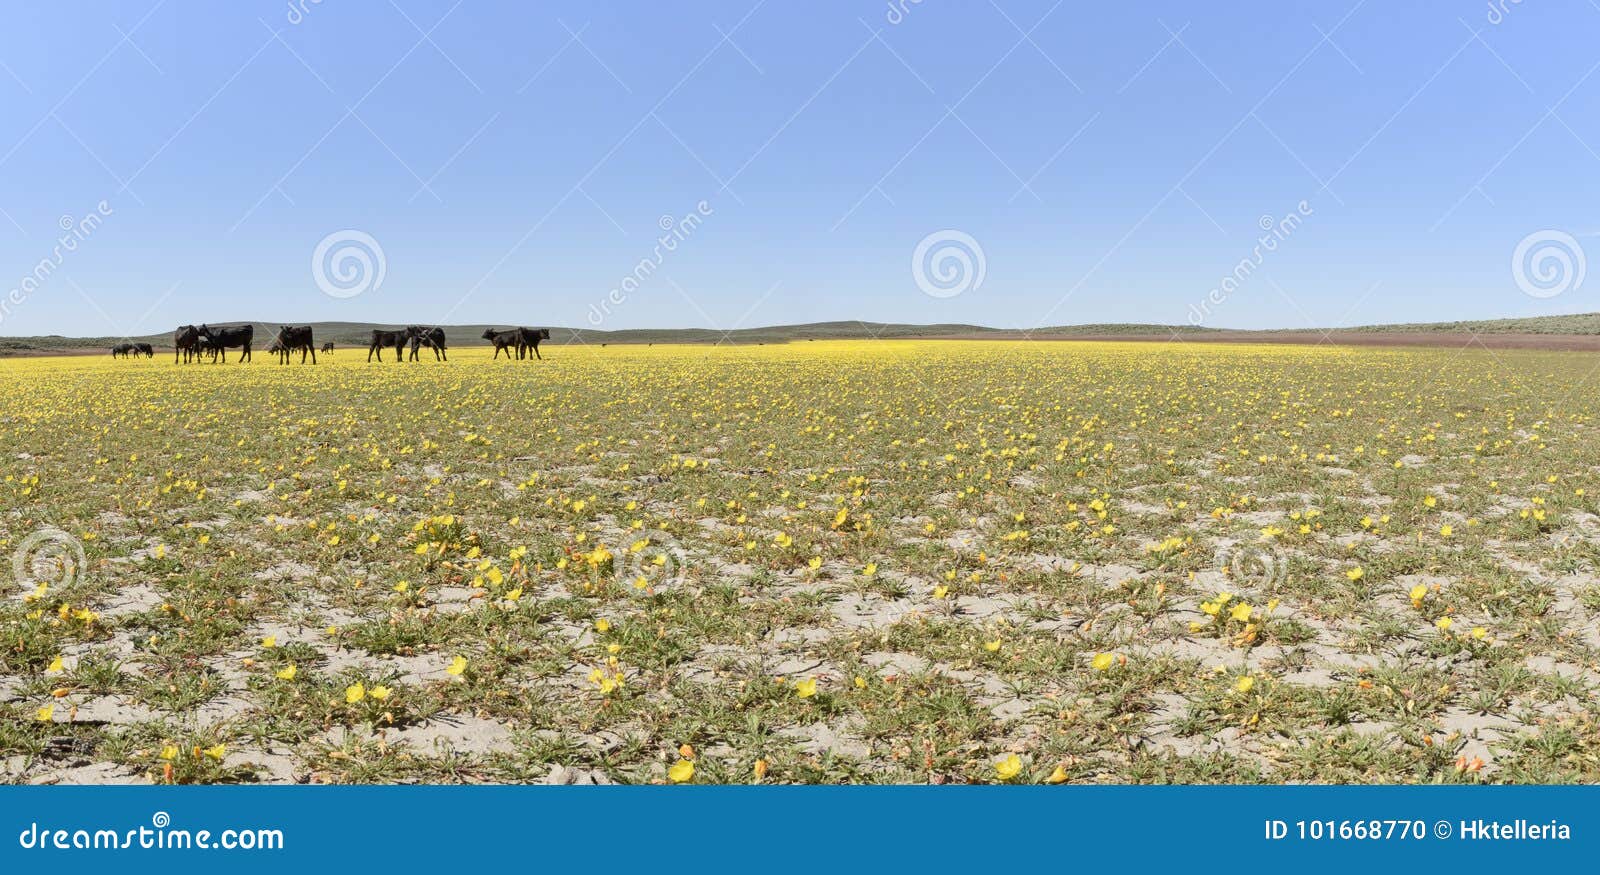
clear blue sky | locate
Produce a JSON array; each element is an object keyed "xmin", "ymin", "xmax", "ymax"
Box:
[{"xmin": 4, "ymin": 0, "xmax": 1600, "ymax": 335}]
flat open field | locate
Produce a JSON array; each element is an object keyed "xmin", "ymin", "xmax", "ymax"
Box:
[
  {"xmin": 16, "ymin": 328, "xmax": 1600, "ymax": 358},
  {"xmin": 3, "ymin": 341, "xmax": 1599, "ymax": 784}
]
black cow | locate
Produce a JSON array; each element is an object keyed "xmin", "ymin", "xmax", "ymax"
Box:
[
  {"xmin": 273, "ymin": 326, "xmax": 317, "ymax": 365},
  {"xmin": 517, "ymin": 327, "xmax": 552, "ymax": 360},
  {"xmin": 367, "ymin": 329, "xmax": 407, "ymax": 363},
  {"xmin": 405, "ymin": 326, "xmax": 447, "ymax": 361},
  {"xmin": 133, "ymin": 343, "xmax": 153, "ymax": 358},
  {"xmin": 196, "ymin": 335, "xmax": 224, "ymax": 363},
  {"xmin": 482, "ymin": 328, "xmax": 521, "ymax": 360},
  {"xmin": 321, "ymin": 342, "xmax": 335, "ymax": 354},
  {"xmin": 406, "ymin": 329, "xmax": 446, "ymax": 362},
  {"xmin": 174, "ymin": 325, "xmax": 201, "ymax": 364},
  {"xmin": 197, "ymin": 324, "xmax": 253, "ymax": 363},
  {"xmin": 111, "ymin": 343, "xmax": 134, "ymax": 358}
]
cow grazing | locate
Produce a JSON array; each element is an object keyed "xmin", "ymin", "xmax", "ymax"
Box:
[
  {"xmin": 273, "ymin": 326, "xmax": 317, "ymax": 365},
  {"xmin": 111, "ymin": 343, "xmax": 134, "ymax": 358},
  {"xmin": 196, "ymin": 324, "xmax": 254, "ymax": 363},
  {"xmin": 482, "ymin": 328, "xmax": 522, "ymax": 360},
  {"xmin": 134, "ymin": 343, "xmax": 153, "ymax": 358},
  {"xmin": 367, "ymin": 329, "xmax": 407, "ymax": 363},
  {"xmin": 321, "ymin": 342, "xmax": 335, "ymax": 354},
  {"xmin": 405, "ymin": 326, "xmax": 447, "ymax": 361},
  {"xmin": 517, "ymin": 327, "xmax": 552, "ymax": 360},
  {"xmin": 174, "ymin": 325, "xmax": 201, "ymax": 364}
]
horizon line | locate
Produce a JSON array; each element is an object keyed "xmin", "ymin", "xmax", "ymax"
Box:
[{"xmin": 5, "ymin": 310, "xmax": 1600, "ymax": 342}]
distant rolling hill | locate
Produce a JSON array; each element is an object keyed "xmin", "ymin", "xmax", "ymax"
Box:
[
  {"xmin": 0, "ymin": 320, "xmax": 1219, "ymax": 353},
  {"xmin": 1334, "ymin": 313, "xmax": 1600, "ymax": 335},
  {"xmin": 6, "ymin": 312, "xmax": 1600, "ymax": 354}
]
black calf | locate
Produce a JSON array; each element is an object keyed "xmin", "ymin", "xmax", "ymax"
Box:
[
  {"xmin": 482, "ymin": 328, "xmax": 521, "ymax": 359},
  {"xmin": 368, "ymin": 329, "xmax": 407, "ymax": 363},
  {"xmin": 405, "ymin": 326, "xmax": 447, "ymax": 361},
  {"xmin": 174, "ymin": 325, "xmax": 201, "ymax": 363},
  {"xmin": 197, "ymin": 324, "xmax": 254, "ymax": 363},
  {"xmin": 517, "ymin": 327, "xmax": 552, "ymax": 360},
  {"xmin": 274, "ymin": 326, "xmax": 317, "ymax": 364}
]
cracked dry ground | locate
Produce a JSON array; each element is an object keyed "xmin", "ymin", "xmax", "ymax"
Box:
[{"xmin": 2, "ymin": 340, "xmax": 1599, "ymax": 785}]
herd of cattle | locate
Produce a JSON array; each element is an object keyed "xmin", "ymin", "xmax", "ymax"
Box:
[
  {"xmin": 135, "ymin": 324, "xmax": 554, "ymax": 364},
  {"xmin": 110, "ymin": 342, "xmax": 154, "ymax": 358}
]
